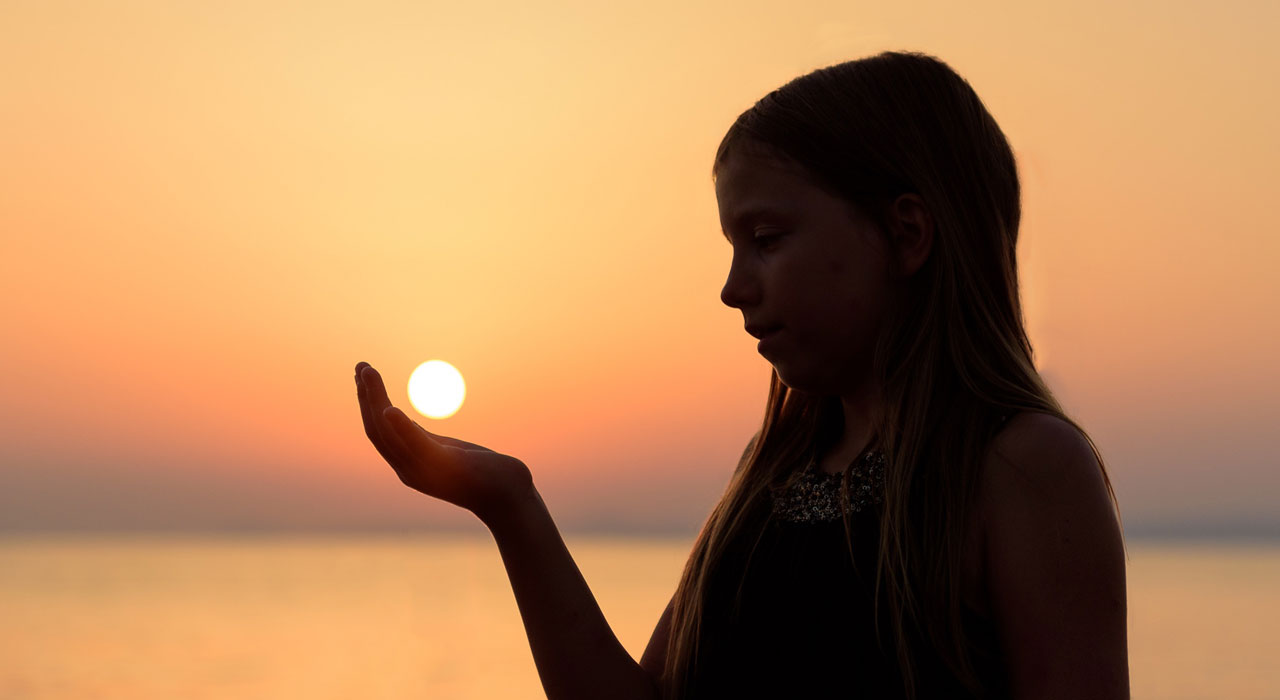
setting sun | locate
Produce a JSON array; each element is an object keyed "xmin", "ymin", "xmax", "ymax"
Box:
[{"xmin": 407, "ymin": 360, "xmax": 466, "ymax": 420}]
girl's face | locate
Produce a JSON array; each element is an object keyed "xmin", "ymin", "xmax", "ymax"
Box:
[{"xmin": 715, "ymin": 148, "xmax": 898, "ymax": 396}]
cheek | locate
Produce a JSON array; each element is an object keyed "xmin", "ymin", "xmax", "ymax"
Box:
[{"xmin": 815, "ymin": 282, "xmax": 880, "ymax": 342}]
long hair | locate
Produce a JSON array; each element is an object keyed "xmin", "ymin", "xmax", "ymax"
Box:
[{"xmin": 659, "ymin": 50, "xmax": 1124, "ymax": 699}]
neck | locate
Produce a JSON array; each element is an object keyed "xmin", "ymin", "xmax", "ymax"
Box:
[
  {"xmin": 813, "ymin": 385, "xmax": 880, "ymax": 475},
  {"xmin": 839, "ymin": 394, "xmax": 877, "ymax": 456}
]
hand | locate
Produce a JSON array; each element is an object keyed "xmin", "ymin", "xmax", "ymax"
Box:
[{"xmin": 354, "ymin": 362, "xmax": 534, "ymax": 526}]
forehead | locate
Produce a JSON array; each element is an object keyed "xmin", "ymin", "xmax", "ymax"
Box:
[{"xmin": 715, "ymin": 151, "xmax": 838, "ymax": 233}]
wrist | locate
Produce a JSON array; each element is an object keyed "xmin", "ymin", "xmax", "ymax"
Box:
[{"xmin": 477, "ymin": 481, "xmax": 544, "ymax": 535}]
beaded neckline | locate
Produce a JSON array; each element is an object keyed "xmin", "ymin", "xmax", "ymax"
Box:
[{"xmin": 770, "ymin": 448, "xmax": 886, "ymax": 523}]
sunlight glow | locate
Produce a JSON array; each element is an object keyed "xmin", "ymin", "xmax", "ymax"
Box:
[{"xmin": 407, "ymin": 360, "xmax": 466, "ymax": 419}]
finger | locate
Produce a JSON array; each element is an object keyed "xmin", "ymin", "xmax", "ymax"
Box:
[
  {"xmin": 356, "ymin": 366, "xmax": 408, "ymax": 466},
  {"xmin": 378, "ymin": 406, "xmax": 420, "ymax": 464},
  {"xmin": 382, "ymin": 406, "xmax": 457, "ymax": 466},
  {"xmin": 358, "ymin": 364, "xmax": 495, "ymax": 459},
  {"xmin": 360, "ymin": 365, "xmax": 393, "ymax": 413},
  {"xmin": 424, "ymin": 430, "xmax": 498, "ymax": 454},
  {"xmin": 357, "ymin": 371, "xmax": 403, "ymax": 467},
  {"xmin": 360, "ymin": 365, "xmax": 412, "ymax": 459},
  {"xmin": 360, "ymin": 364, "xmax": 494, "ymax": 454}
]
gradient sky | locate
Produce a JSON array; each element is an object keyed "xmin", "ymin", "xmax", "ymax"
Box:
[{"xmin": 2, "ymin": 0, "xmax": 1277, "ymax": 537}]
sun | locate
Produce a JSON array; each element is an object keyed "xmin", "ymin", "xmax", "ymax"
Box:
[{"xmin": 406, "ymin": 360, "xmax": 466, "ymax": 419}]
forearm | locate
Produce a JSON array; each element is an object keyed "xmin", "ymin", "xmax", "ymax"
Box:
[{"xmin": 482, "ymin": 485, "xmax": 659, "ymax": 700}]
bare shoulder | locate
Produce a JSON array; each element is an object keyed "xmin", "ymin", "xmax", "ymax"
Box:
[
  {"xmin": 982, "ymin": 411, "xmax": 1111, "ymax": 504},
  {"xmin": 977, "ymin": 411, "xmax": 1130, "ymax": 697},
  {"xmin": 977, "ymin": 411, "xmax": 1122, "ymax": 574}
]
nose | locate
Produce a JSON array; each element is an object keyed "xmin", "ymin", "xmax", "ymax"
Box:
[{"xmin": 719, "ymin": 252, "xmax": 759, "ymax": 310}]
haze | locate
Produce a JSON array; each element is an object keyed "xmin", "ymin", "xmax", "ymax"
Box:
[{"xmin": 2, "ymin": 0, "xmax": 1277, "ymax": 538}]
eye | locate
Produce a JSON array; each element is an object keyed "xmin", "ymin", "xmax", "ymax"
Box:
[{"xmin": 753, "ymin": 230, "xmax": 784, "ymax": 250}]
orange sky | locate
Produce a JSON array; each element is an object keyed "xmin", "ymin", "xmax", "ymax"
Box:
[{"xmin": 2, "ymin": 0, "xmax": 1277, "ymax": 536}]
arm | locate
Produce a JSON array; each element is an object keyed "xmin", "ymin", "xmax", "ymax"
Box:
[
  {"xmin": 639, "ymin": 594, "xmax": 675, "ymax": 680},
  {"xmin": 354, "ymin": 363, "xmax": 657, "ymax": 700},
  {"xmin": 980, "ymin": 413, "xmax": 1129, "ymax": 699},
  {"xmin": 486, "ymin": 486, "xmax": 660, "ymax": 700},
  {"xmin": 636, "ymin": 434, "xmax": 752, "ymax": 687}
]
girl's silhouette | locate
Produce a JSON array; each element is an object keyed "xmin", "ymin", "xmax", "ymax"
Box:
[{"xmin": 355, "ymin": 50, "xmax": 1129, "ymax": 700}]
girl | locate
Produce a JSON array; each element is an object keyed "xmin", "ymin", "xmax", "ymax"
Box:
[{"xmin": 354, "ymin": 50, "xmax": 1129, "ymax": 699}]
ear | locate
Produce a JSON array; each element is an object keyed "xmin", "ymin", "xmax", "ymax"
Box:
[{"xmin": 888, "ymin": 193, "xmax": 934, "ymax": 278}]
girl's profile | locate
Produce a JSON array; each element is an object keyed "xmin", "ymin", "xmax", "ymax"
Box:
[{"xmin": 354, "ymin": 49, "xmax": 1129, "ymax": 699}]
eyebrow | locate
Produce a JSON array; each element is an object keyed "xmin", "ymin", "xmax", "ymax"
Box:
[{"xmin": 720, "ymin": 204, "xmax": 798, "ymax": 240}]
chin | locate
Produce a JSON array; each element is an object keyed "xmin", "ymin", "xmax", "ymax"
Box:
[{"xmin": 772, "ymin": 365, "xmax": 828, "ymax": 395}]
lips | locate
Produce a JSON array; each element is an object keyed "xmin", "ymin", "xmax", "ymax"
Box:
[
  {"xmin": 755, "ymin": 327, "xmax": 784, "ymax": 355},
  {"xmin": 745, "ymin": 323, "xmax": 783, "ymax": 340}
]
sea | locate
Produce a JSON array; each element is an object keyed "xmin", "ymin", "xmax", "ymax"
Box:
[{"xmin": 1, "ymin": 534, "xmax": 1276, "ymax": 699}]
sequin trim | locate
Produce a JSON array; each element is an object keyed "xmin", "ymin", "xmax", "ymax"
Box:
[{"xmin": 770, "ymin": 449, "xmax": 886, "ymax": 523}]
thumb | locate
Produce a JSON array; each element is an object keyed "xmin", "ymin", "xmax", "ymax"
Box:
[{"xmin": 383, "ymin": 406, "xmax": 453, "ymax": 463}]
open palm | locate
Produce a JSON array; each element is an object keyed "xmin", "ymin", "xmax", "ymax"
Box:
[{"xmin": 354, "ymin": 362, "xmax": 533, "ymax": 524}]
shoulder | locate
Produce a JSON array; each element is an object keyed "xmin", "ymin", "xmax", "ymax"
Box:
[
  {"xmin": 977, "ymin": 410, "xmax": 1120, "ymax": 561},
  {"xmin": 733, "ymin": 431, "xmax": 761, "ymax": 475},
  {"xmin": 982, "ymin": 411, "xmax": 1108, "ymax": 504},
  {"xmin": 976, "ymin": 411, "xmax": 1130, "ymax": 697}
]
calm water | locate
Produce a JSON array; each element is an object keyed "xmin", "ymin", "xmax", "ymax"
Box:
[{"xmin": 1, "ymin": 534, "xmax": 1277, "ymax": 699}]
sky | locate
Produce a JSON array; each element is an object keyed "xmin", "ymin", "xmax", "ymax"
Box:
[{"xmin": 1, "ymin": 0, "xmax": 1277, "ymax": 538}]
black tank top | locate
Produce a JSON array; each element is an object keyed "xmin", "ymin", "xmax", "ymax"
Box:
[{"xmin": 689, "ymin": 441, "xmax": 1011, "ymax": 699}]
